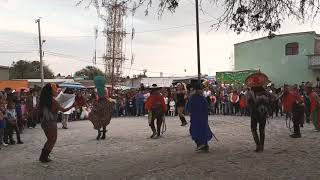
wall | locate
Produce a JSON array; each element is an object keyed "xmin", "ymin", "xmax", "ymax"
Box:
[
  {"xmin": 0, "ymin": 67, "xmax": 9, "ymax": 81},
  {"xmin": 234, "ymin": 32, "xmax": 320, "ymax": 85}
]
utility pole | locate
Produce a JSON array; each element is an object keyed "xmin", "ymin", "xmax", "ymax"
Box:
[
  {"xmin": 36, "ymin": 18, "xmax": 44, "ymax": 87},
  {"xmin": 195, "ymin": 0, "xmax": 201, "ymax": 85}
]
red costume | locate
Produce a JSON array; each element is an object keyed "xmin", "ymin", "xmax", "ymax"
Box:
[{"xmin": 145, "ymin": 95, "xmax": 167, "ymax": 113}]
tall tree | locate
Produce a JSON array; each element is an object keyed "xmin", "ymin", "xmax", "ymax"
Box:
[
  {"xmin": 78, "ymin": 0, "xmax": 320, "ymax": 35},
  {"xmin": 9, "ymin": 60, "xmax": 54, "ymax": 79},
  {"xmin": 74, "ymin": 66, "xmax": 104, "ymax": 80}
]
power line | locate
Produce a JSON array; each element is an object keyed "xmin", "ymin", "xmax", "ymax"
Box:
[
  {"xmin": 45, "ymin": 51, "xmax": 184, "ymax": 76},
  {"xmin": 37, "ymin": 19, "xmax": 216, "ymax": 39}
]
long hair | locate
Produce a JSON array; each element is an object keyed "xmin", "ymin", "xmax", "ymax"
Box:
[{"xmin": 39, "ymin": 83, "xmax": 53, "ymax": 112}]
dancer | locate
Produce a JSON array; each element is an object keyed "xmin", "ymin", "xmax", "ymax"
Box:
[
  {"xmin": 290, "ymin": 93, "xmax": 304, "ymax": 138},
  {"xmin": 88, "ymin": 76, "xmax": 113, "ymax": 140},
  {"xmin": 246, "ymin": 72, "xmax": 270, "ymax": 152},
  {"xmin": 175, "ymin": 83, "xmax": 188, "ymax": 126},
  {"xmin": 145, "ymin": 84, "xmax": 167, "ymax": 139},
  {"xmin": 38, "ymin": 83, "xmax": 75, "ymax": 163},
  {"xmin": 306, "ymin": 83, "xmax": 320, "ymax": 131},
  {"xmin": 187, "ymin": 83, "xmax": 213, "ymax": 152}
]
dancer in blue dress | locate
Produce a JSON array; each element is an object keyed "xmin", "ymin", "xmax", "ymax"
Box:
[{"xmin": 187, "ymin": 84, "xmax": 213, "ymax": 152}]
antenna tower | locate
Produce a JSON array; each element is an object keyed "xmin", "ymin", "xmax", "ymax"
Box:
[{"xmin": 101, "ymin": 0, "xmax": 127, "ymax": 89}]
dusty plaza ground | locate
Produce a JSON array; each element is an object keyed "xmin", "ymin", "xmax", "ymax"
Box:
[{"xmin": 0, "ymin": 115, "xmax": 320, "ymax": 180}]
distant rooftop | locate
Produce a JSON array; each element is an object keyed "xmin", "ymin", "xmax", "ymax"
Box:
[
  {"xmin": 234, "ymin": 31, "xmax": 318, "ymax": 46},
  {"xmin": 0, "ymin": 65, "xmax": 9, "ymax": 69}
]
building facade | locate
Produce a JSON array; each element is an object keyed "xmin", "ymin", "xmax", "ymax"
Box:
[
  {"xmin": 0, "ymin": 65, "xmax": 9, "ymax": 81},
  {"xmin": 234, "ymin": 31, "xmax": 320, "ymax": 85}
]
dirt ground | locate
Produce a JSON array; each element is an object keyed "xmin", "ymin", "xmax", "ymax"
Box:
[{"xmin": 0, "ymin": 115, "xmax": 319, "ymax": 180}]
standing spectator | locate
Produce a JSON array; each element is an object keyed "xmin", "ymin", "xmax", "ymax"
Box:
[
  {"xmin": 210, "ymin": 93, "xmax": 217, "ymax": 115},
  {"xmin": 203, "ymin": 87, "xmax": 212, "ymax": 114},
  {"xmin": 135, "ymin": 90, "xmax": 145, "ymax": 116},
  {"xmin": 214, "ymin": 92, "xmax": 221, "ymax": 115},
  {"xmin": 26, "ymin": 90, "xmax": 38, "ymax": 128},
  {"xmin": 20, "ymin": 99, "xmax": 27, "ymax": 128},
  {"xmin": 169, "ymin": 98, "xmax": 176, "ymax": 116},
  {"xmin": 316, "ymin": 77, "xmax": 320, "ymax": 88},
  {"xmin": 164, "ymin": 95, "xmax": 169, "ymax": 116},
  {"xmin": 239, "ymin": 93, "xmax": 247, "ymax": 116},
  {"xmin": 4, "ymin": 101, "xmax": 23, "ymax": 145},
  {"xmin": 0, "ymin": 93, "xmax": 7, "ymax": 148},
  {"xmin": 128, "ymin": 97, "xmax": 134, "ymax": 116},
  {"xmin": 15, "ymin": 96, "xmax": 24, "ymax": 133},
  {"xmin": 231, "ymin": 90, "xmax": 240, "ymax": 115}
]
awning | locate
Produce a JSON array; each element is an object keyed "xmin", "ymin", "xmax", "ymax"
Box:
[
  {"xmin": 0, "ymin": 80, "xmax": 29, "ymax": 91},
  {"xmin": 59, "ymin": 83, "xmax": 85, "ymax": 89}
]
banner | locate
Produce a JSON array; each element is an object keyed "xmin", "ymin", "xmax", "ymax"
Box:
[{"xmin": 216, "ymin": 70, "xmax": 258, "ymax": 84}]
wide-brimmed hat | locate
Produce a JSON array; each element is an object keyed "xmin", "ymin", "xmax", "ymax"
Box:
[
  {"xmin": 150, "ymin": 84, "xmax": 161, "ymax": 90},
  {"xmin": 245, "ymin": 72, "xmax": 270, "ymax": 88}
]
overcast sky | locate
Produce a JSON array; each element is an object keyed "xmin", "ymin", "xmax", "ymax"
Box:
[{"xmin": 1, "ymin": 0, "xmax": 320, "ymax": 77}]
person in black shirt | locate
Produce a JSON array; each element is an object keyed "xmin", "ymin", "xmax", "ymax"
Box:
[{"xmin": 175, "ymin": 83, "xmax": 188, "ymax": 126}]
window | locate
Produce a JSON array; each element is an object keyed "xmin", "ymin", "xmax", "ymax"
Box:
[{"xmin": 285, "ymin": 42, "xmax": 299, "ymax": 55}]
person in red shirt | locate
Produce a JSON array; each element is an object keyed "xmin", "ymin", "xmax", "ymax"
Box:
[
  {"xmin": 239, "ymin": 93, "xmax": 247, "ymax": 116},
  {"xmin": 281, "ymin": 84, "xmax": 295, "ymax": 120},
  {"xmin": 145, "ymin": 84, "xmax": 167, "ymax": 139},
  {"xmin": 290, "ymin": 85, "xmax": 305, "ymax": 138},
  {"xmin": 306, "ymin": 83, "xmax": 320, "ymax": 131}
]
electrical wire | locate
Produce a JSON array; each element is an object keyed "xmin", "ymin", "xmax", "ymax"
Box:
[{"xmin": 45, "ymin": 51, "xmax": 184, "ymax": 76}]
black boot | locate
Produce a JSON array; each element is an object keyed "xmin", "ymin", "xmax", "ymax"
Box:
[
  {"xmin": 259, "ymin": 130, "xmax": 265, "ymax": 152},
  {"xmin": 252, "ymin": 130, "xmax": 260, "ymax": 152},
  {"xmin": 96, "ymin": 130, "xmax": 102, "ymax": 140},
  {"xmin": 290, "ymin": 124, "xmax": 301, "ymax": 138},
  {"xmin": 101, "ymin": 130, "xmax": 107, "ymax": 140},
  {"xmin": 180, "ymin": 116, "xmax": 187, "ymax": 126},
  {"xmin": 17, "ymin": 133, "xmax": 23, "ymax": 144},
  {"xmin": 150, "ymin": 125, "xmax": 157, "ymax": 139},
  {"xmin": 39, "ymin": 149, "xmax": 52, "ymax": 163},
  {"xmin": 156, "ymin": 118, "xmax": 163, "ymax": 138}
]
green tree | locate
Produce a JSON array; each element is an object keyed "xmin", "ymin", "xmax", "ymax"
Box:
[
  {"xmin": 78, "ymin": 0, "xmax": 320, "ymax": 35},
  {"xmin": 9, "ymin": 60, "xmax": 54, "ymax": 79},
  {"xmin": 74, "ymin": 66, "xmax": 104, "ymax": 80}
]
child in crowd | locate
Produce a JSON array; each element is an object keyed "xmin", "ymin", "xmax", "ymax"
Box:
[
  {"xmin": 169, "ymin": 98, "xmax": 176, "ymax": 116},
  {"xmin": 5, "ymin": 102, "xmax": 23, "ymax": 145}
]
